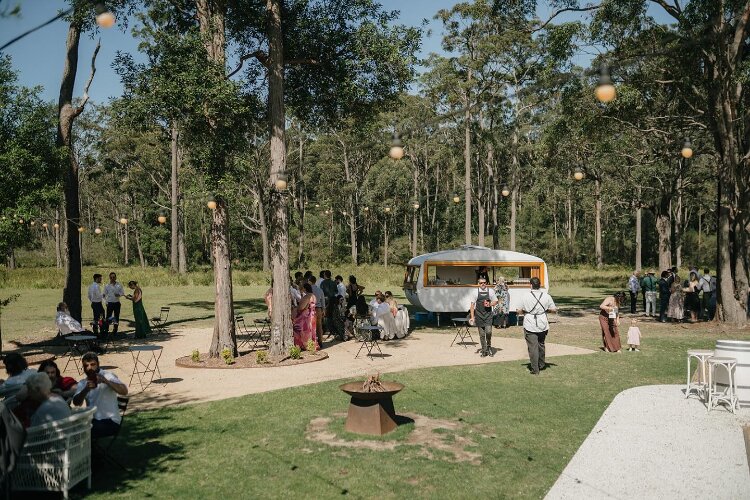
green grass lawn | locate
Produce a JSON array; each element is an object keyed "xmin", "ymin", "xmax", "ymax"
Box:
[
  {"xmin": 80, "ymin": 323, "xmax": 747, "ymax": 500},
  {"xmin": 4, "ymin": 269, "xmax": 747, "ymax": 499}
]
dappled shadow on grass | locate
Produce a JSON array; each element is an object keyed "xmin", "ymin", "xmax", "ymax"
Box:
[{"xmin": 173, "ymin": 298, "xmax": 267, "ymax": 314}]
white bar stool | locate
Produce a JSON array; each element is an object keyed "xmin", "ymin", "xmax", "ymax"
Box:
[
  {"xmin": 707, "ymin": 356, "xmax": 739, "ymax": 413},
  {"xmin": 686, "ymin": 349, "xmax": 713, "ymax": 400}
]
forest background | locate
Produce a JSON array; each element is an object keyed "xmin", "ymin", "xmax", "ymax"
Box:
[{"xmin": 1, "ymin": 0, "xmax": 747, "ymax": 336}]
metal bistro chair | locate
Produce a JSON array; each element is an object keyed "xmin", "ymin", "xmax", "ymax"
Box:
[
  {"xmin": 150, "ymin": 306, "xmax": 171, "ymax": 335},
  {"xmin": 235, "ymin": 316, "xmax": 253, "ymax": 350},
  {"xmin": 251, "ymin": 318, "xmax": 272, "ymax": 350},
  {"xmin": 451, "ymin": 316, "xmax": 474, "ymax": 348},
  {"xmin": 354, "ymin": 318, "xmax": 383, "ymax": 359}
]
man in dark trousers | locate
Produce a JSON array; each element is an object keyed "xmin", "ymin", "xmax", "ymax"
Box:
[
  {"xmin": 469, "ymin": 277, "xmax": 498, "ymax": 357},
  {"xmin": 518, "ymin": 277, "xmax": 557, "ymax": 375}
]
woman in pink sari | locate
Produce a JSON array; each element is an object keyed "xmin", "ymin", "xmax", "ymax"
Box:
[{"xmin": 293, "ymin": 283, "xmax": 317, "ymax": 349}]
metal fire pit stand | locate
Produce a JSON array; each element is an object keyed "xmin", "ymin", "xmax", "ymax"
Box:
[{"xmin": 339, "ymin": 382, "xmax": 404, "ymax": 436}]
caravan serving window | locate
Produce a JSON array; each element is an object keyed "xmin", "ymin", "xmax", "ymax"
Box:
[{"xmin": 423, "ymin": 262, "xmax": 544, "ymax": 288}]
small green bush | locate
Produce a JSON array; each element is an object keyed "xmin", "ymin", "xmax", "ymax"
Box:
[
  {"xmin": 305, "ymin": 339, "xmax": 317, "ymax": 354},
  {"xmin": 256, "ymin": 350, "xmax": 269, "ymax": 364},
  {"xmin": 289, "ymin": 345, "xmax": 302, "ymax": 359},
  {"xmin": 221, "ymin": 347, "xmax": 234, "ymax": 365},
  {"xmin": 191, "ymin": 349, "xmax": 200, "ymax": 362}
]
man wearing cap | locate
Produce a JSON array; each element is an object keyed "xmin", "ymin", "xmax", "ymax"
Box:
[{"xmin": 641, "ymin": 270, "xmax": 658, "ymax": 318}]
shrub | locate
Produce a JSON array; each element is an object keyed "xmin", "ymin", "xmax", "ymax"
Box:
[
  {"xmin": 256, "ymin": 350, "xmax": 269, "ymax": 364},
  {"xmin": 289, "ymin": 345, "xmax": 302, "ymax": 359},
  {"xmin": 305, "ymin": 339, "xmax": 317, "ymax": 354},
  {"xmin": 221, "ymin": 347, "xmax": 234, "ymax": 365},
  {"xmin": 191, "ymin": 349, "xmax": 200, "ymax": 362}
]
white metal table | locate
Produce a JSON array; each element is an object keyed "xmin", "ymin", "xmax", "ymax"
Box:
[{"xmin": 128, "ymin": 345, "xmax": 163, "ymax": 390}]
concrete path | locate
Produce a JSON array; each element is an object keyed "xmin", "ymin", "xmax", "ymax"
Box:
[
  {"xmin": 546, "ymin": 385, "xmax": 750, "ymax": 500},
  {"xmin": 58, "ymin": 328, "xmax": 594, "ymax": 410}
]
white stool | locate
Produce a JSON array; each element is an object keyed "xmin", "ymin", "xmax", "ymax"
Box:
[
  {"xmin": 686, "ymin": 349, "xmax": 713, "ymax": 400},
  {"xmin": 707, "ymin": 357, "xmax": 739, "ymax": 413}
]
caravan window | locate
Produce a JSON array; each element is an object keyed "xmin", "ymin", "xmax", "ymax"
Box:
[
  {"xmin": 403, "ymin": 266, "xmax": 419, "ymax": 290},
  {"xmin": 423, "ymin": 262, "xmax": 544, "ymax": 288}
]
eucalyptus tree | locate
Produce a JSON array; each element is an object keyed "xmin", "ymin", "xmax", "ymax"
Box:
[
  {"xmin": 591, "ymin": 0, "xmax": 749, "ymax": 324},
  {"xmin": 226, "ymin": 0, "xmax": 420, "ymax": 356}
]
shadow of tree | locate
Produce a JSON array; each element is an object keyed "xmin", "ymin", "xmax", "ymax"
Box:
[{"xmin": 173, "ymin": 298, "xmax": 267, "ymax": 314}]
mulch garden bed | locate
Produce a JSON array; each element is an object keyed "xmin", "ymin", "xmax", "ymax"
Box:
[{"xmin": 175, "ymin": 350, "xmax": 329, "ymax": 369}]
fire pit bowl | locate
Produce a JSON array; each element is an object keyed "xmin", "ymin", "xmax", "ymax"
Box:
[{"xmin": 339, "ymin": 381, "xmax": 404, "ymax": 436}]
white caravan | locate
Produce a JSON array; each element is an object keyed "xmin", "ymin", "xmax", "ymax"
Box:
[{"xmin": 402, "ymin": 245, "xmax": 550, "ymax": 313}]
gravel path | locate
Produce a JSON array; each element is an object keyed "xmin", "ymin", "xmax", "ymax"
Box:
[
  {"xmin": 56, "ymin": 328, "xmax": 594, "ymax": 410},
  {"xmin": 546, "ymin": 385, "xmax": 750, "ymax": 499}
]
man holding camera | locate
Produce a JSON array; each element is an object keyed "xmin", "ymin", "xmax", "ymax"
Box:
[
  {"xmin": 73, "ymin": 352, "xmax": 128, "ymax": 438},
  {"xmin": 469, "ymin": 277, "xmax": 498, "ymax": 357}
]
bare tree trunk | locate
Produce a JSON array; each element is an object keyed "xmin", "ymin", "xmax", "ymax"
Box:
[
  {"xmin": 55, "ymin": 208, "xmax": 62, "ymax": 269},
  {"xmin": 635, "ymin": 201, "xmax": 642, "ymax": 272},
  {"xmin": 510, "ymin": 128, "xmax": 519, "ymax": 251},
  {"xmin": 208, "ymin": 201, "xmax": 237, "ymax": 356},
  {"xmin": 6, "ymin": 249, "xmax": 15, "ymax": 270},
  {"xmin": 258, "ymin": 194, "xmax": 270, "ymax": 271},
  {"xmin": 412, "ymin": 160, "xmax": 418, "ymax": 257},
  {"xmin": 58, "ymin": 21, "xmax": 84, "ymax": 322},
  {"xmin": 384, "ymin": 217, "xmax": 389, "ymax": 267},
  {"xmin": 463, "ymin": 69, "xmax": 472, "ymax": 245},
  {"xmin": 297, "ymin": 132, "xmax": 305, "ymax": 265},
  {"xmin": 675, "ymin": 169, "xmax": 683, "ymax": 268},
  {"xmin": 124, "ymin": 222, "xmax": 129, "ymax": 265},
  {"xmin": 267, "ymin": 0, "xmax": 293, "ymax": 356},
  {"xmin": 178, "ymin": 206, "xmax": 187, "ymax": 272},
  {"xmin": 170, "ymin": 122, "xmax": 182, "ymax": 273},
  {"xmin": 656, "ymin": 213, "xmax": 671, "ymax": 271},
  {"xmin": 197, "ymin": 0, "xmax": 237, "ymax": 356},
  {"xmin": 342, "ymin": 146, "xmax": 358, "ymax": 265},
  {"xmin": 594, "ymin": 177, "xmax": 602, "ymax": 269}
]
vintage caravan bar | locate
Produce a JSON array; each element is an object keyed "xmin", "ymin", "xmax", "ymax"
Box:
[{"xmin": 402, "ymin": 245, "xmax": 550, "ymax": 313}]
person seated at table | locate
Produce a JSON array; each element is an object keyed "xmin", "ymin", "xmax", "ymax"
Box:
[
  {"xmin": 38, "ymin": 360, "xmax": 77, "ymax": 400},
  {"xmin": 384, "ymin": 291, "xmax": 408, "ymax": 339},
  {"xmin": 72, "ymin": 352, "xmax": 128, "ymax": 439},
  {"xmin": 0, "ymin": 352, "xmax": 36, "ymax": 387},
  {"xmin": 55, "ymin": 302, "xmax": 104, "ymax": 352},
  {"xmin": 24, "ymin": 372, "xmax": 71, "ymax": 427},
  {"xmin": 372, "ymin": 293, "xmax": 398, "ymax": 340},
  {"xmin": 55, "ymin": 302, "xmax": 87, "ymax": 336}
]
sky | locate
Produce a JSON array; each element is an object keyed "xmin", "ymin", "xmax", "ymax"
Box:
[{"xmin": 0, "ymin": 1, "xmax": 672, "ymax": 104}]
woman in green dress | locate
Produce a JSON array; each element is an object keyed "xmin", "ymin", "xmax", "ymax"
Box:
[{"xmin": 126, "ymin": 280, "xmax": 152, "ymax": 338}]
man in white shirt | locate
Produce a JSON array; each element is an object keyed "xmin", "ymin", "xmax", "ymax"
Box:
[
  {"xmin": 699, "ymin": 268, "xmax": 712, "ymax": 321},
  {"xmin": 88, "ymin": 273, "xmax": 104, "ymax": 335},
  {"xmin": 73, "ymin": 352, "xmax": 128, "ymax": 439},
  {"xmin": 335, "ymin": 275, "xmax": 347, "ymax": 300},
  {"xmin": 518, "ymin": 277, "xmax": 557, "ymax": 375},
  {"xmin": 103, "ymin": 272, "xmax": 125, "ymax": 334}
]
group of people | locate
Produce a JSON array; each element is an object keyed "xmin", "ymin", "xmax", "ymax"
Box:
[
  {"xmin": 55, "ymin": 272, "xmax": 151, "ymax": 341},
  {"xmin": 627, "ymin": 267, "xmax": 716, "ymax": 323},
  {"xmin": 1, "ymin": 352, "xmax": 127, "ymax": 439},
  {"xmin": 264, "ymin": 271, "xmax": 409, "ymax": 351}
]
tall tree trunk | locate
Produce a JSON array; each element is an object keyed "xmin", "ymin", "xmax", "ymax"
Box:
[
  {"xmin": 384, "ymin": 217, "xmax": 389, "ymax": 267},
  {"xmin": 297, "ymin": 132, "xmax": 305, "ymax": 265},
  {"xmin": 510, "ymin": 128, "xmax": 519, "ymax": 251},
  {"xmin": 412, "ymin": 160, "xmax": 418, "ymax": 257},
  {"xmin": 57, "ymin": 21, "xmax": 83, "ymax": 322},
  {"xmin": 342, "ymin": 146, "xmax": 358, "ymax": 265},
  {"xmin": 655, "ymin": 208, "xmax": 671, "ymax": 271},
  {"xmin": 6, "ymin": 248, "xmax": 15, "ymax": 270},
  {"xmin": 178, "ymin": 205, "xmax": 187, "ymax": 272},
  {"xmin": 197, "ymin": 0, "xmax": 237, "ymax": 356},
  {"xmin": 267, "ymin": 0, "xmax": 293, "ymax": 356},
  {"xmin": 635, "ymin": 200, "xmax": 642, "ymax": 272},
  {"xmin": 594, "ymin": 177, "xmax": 602, "ymax": 269},
  {"xmin": 463, "ymin": 69, "xmax": 472, "ymax": 245},
  {"xmin": 257, "ymin": 193, "xmax": 270, "ymax": 271},
  {"xmin": 170, "ymin": 122, "xmax": 183, "ymax": 273},
  {"xmin": 675, "ymin": 168, "xmax": 683, "ymax": 268},
  {"xmin": 55, "ymin": 208, "xmax": 62, "ymax": 269}
]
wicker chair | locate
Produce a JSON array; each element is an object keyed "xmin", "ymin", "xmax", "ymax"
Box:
[{"xmin": 10, "ymin": 406, "xmax": 96, "ymax": 499}]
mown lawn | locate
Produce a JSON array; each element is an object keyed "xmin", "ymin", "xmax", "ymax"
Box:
[{"xmin": 77, "ymin": 322, "xmax": 746, "ymax": 499}]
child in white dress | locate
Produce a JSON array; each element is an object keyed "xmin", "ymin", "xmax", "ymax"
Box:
[{"xmin": 626, "ymin": 318, "xmax": 642, "ymax": 352}]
